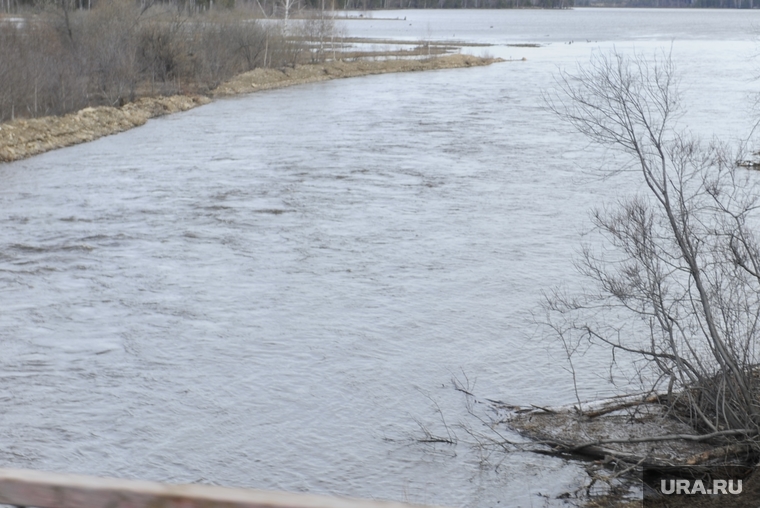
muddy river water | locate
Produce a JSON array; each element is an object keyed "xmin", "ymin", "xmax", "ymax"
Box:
[{"xmin": 1, "ymin": 8, "xmax": 759, "ymax": 507}]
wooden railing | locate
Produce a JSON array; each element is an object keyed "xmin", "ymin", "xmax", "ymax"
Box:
[{"xmin": 0, "ymin": 468, "xmax": 446, "ymax": 508}]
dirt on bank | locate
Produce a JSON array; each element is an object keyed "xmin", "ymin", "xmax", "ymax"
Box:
[
  {"xmin": 0, "ymin": 55, "xmax": 504, "ymax": 163},
  {"xmin": 0, "ymin": 95, "xmax": 211, "ymax": 163},
  {"xmin": 213, "ymin": 54, "xmax": 505, "ymax": 96}
]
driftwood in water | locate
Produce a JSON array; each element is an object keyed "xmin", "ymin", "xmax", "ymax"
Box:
[{"xmin": 500, "ymin": 394, "xmax": 757, "ymax": 476}]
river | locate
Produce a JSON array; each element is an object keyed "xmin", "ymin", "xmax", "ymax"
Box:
[{"xmin": 1, "ymin": 8, "xmax": 759, "ymax": 507}]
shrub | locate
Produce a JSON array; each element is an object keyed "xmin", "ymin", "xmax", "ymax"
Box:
[{"xmin": 0, "ymin": 1, "xmax": 326, "ymax": 121}]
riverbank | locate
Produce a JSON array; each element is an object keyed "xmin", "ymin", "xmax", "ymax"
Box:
[
  {"xmin": 503, "ymin": 396, "xmax": 760, "ymax": 506},
  {"xmin": 0, "ymin": 54, "xmax": 503, "ymax": 164}
]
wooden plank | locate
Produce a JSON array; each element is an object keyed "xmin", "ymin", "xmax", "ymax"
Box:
[{"xmin": 0, "ymin": 468, "xmax": 446, "ymax": 508}]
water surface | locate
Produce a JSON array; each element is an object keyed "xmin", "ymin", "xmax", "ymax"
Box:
[{"xmin": 1, "ymin": 8, "xmax": 759, "ymax": 507}]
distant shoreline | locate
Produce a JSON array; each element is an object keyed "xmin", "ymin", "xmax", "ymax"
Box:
[{"xmin": 0, "ymin": 54, "xmax": 504, "ymax": 164}]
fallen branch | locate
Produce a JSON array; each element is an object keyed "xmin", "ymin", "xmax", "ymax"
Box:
[
  {"xmin": 684, "ymin": 443, "xmax": 752, "ymax": 465},
  {"xmin": 569, "ymin": 428, "xmax": 758, "ymax": 453},
  {"xmin": 500, "ymin": 392, "xmax": 669, "ymax": 418},
  {"xmin": 583, "ymin": 393, "xmax": 663, "ymax": 418},
  {"xmin": 531, "ymin": 438, "xmax": 661, "ymax": 467}
]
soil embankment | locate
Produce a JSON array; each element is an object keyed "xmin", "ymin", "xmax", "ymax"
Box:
[
  {"xmin": 213, "ymin": 54, "xmax": 504, "ymax": 96},
  {"xmin": 0, "ymin": 54, "xmax": 503, "ymax": 163},
  {"xmin": 0, "ymin": 96, "xmax": 211, "ymax": 163}
]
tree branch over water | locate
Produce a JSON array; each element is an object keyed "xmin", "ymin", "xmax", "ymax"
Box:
[{"xmin": 541, "ymin": 48, "xmax": 760, "ymax": 451}]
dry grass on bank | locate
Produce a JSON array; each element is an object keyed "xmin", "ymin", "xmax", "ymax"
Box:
[
  {"xmin": 0, "ymin": 95, "xmax": 210, "ymax": 162},
  {"xmin": 213, "ymin": 54, "xmax": 504, "ymax": 96}
]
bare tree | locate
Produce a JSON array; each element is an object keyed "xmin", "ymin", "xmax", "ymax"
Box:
[
  {"xmin": 297, "ymin": 14, "xmax": 335, "ymax": 63},
  {"xmin": 279, "ymin": 0, "xmax": 296, "ymax": 18},
  {"xmin": 80, "ymin": 0, "xmax": 143, "ymax": 105},
  {"xmin": 543, "ymin": 49, "xmax": 760, "ymax": 447}
]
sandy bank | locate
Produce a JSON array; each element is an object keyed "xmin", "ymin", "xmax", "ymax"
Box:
[
  {"xmin": 0, "ymin": 95, "xmax": 211, "ymax": 163},
  {"xmin": 213, "ymin": 54, "xmax": 505, "ymax": 96},
  {"xmin": 0, "ymin": 54, "xmax": 504, "ymax": 163}
]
